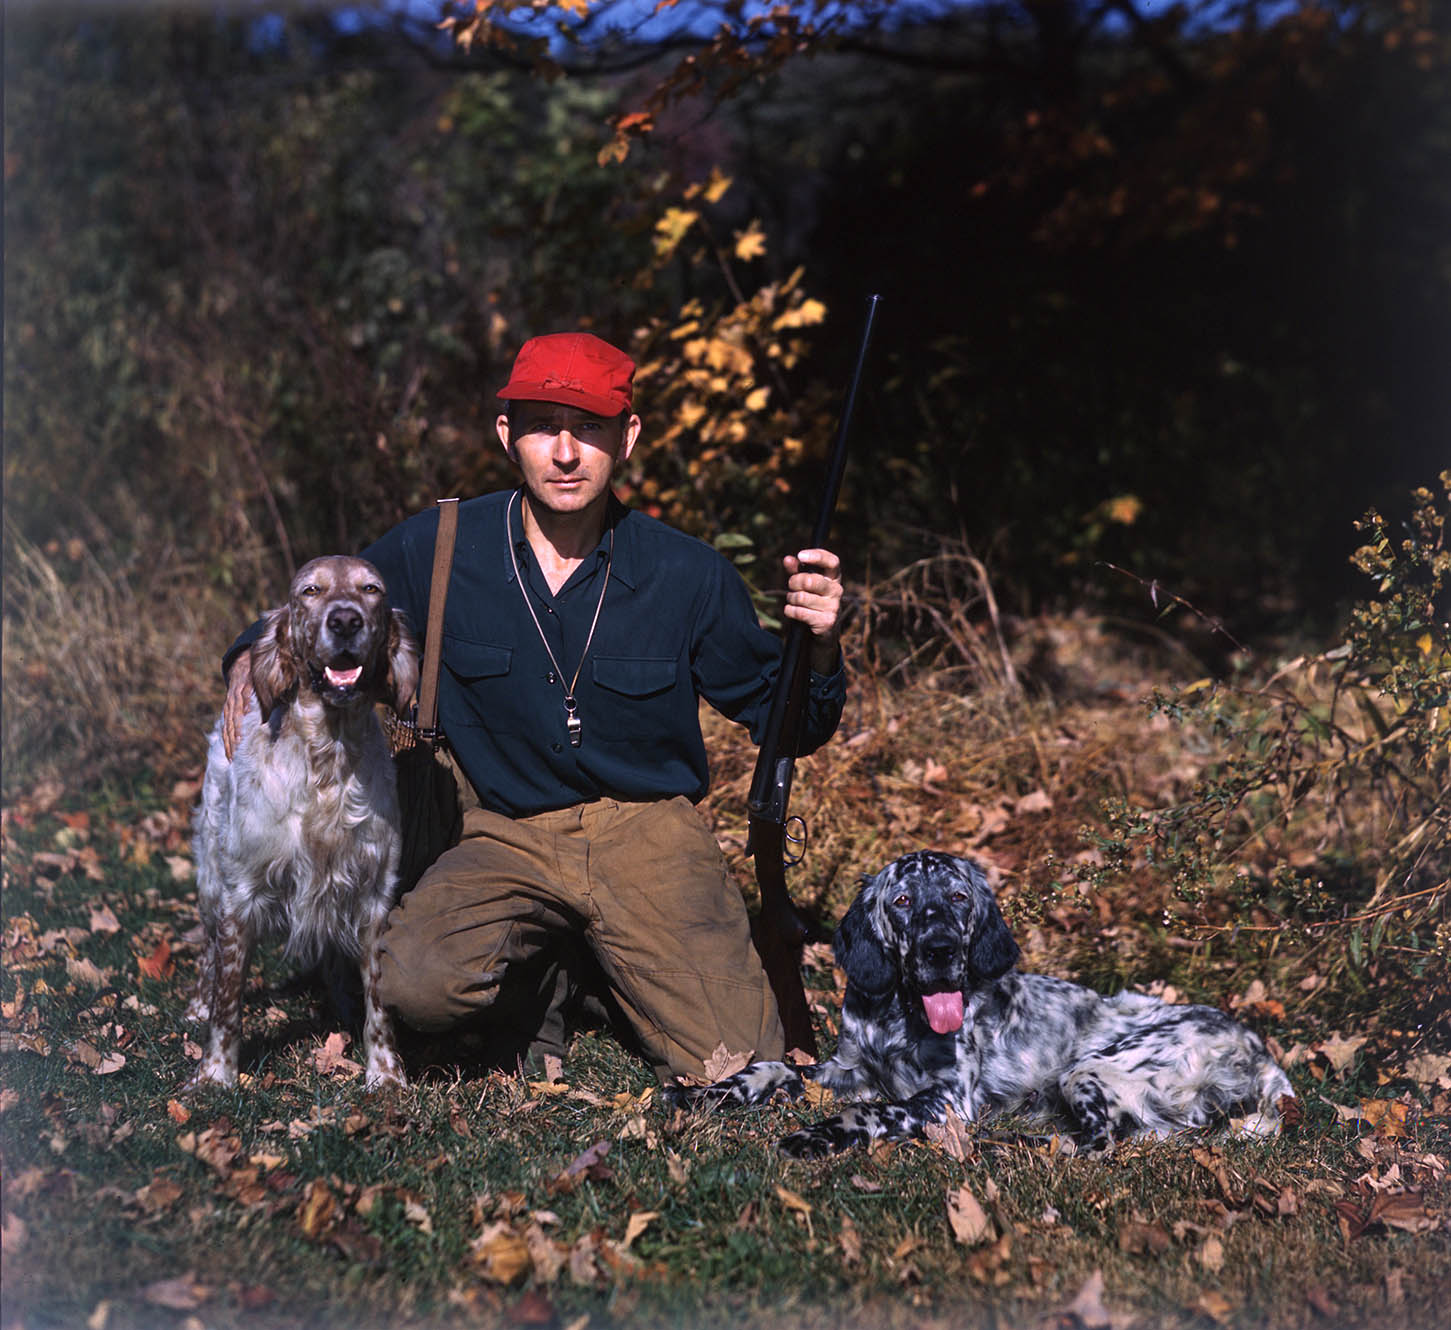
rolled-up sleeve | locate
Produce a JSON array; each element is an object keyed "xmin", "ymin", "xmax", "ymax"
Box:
[{"xmin": 691, "ymin": 554, "xmax": 845, "ymax": 756}]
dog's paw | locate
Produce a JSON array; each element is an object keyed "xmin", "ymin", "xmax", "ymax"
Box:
[
  {"xmin": 777, "ymin": 1125, "xmax": 846, "ymax": 1159},
  {"xmin": 184, "ymin": 1059, "xmax": 238, "ymax": 1092},
  {"xmin": 364, "ymin": 1061, "xmax": 407, "ymax": 1092}
]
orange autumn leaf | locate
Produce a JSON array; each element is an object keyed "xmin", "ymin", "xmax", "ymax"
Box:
[{"xmin": 138, "ymin": 937, "xmax": 174, "ymax": 981}]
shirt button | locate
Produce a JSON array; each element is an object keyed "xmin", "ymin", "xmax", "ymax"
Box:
[
  {"xmin": 546, "ymin": 671, "xmax": 557, "ymax": 685},
  {"xmin": 551, "ymin": 742, "xmax": 562, "ymax": 753}
]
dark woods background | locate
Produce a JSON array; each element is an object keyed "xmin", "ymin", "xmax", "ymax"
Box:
[{"xmin": 4, "ymin": 0, "xmax": 1448, "ymax": 716}]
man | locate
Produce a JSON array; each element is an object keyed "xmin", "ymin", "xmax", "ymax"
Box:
[{"xmin": 222, "ymin": 331, "xmax": 845, "ymax": 1080}]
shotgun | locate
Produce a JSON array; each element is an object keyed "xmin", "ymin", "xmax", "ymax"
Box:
[{"xmin": 748, "ymin": 293, "xmax": 881, "ymax": 1058}]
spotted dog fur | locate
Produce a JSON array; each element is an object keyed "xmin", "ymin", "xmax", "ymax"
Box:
[
  {"xmin": 667, "ymin": 851, "xmax": 1295, "ymax": 1158},
  {"xmin": 188, "ymin": 556, "xmax": 419, "ymax": 1091}
]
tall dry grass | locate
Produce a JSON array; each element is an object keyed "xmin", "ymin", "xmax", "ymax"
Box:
[{"xmin": 1, "ymin": 529, "xmax": 249, "ymax": 795}]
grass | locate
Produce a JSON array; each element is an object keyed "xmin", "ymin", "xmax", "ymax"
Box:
[
  {"xmin": 2, "ymin": 552, "xmax": 1448, "ymax": 1329},
  {"xmin": 3, "ymin": 749, "xmax": 1449, "ymax": 1330}
]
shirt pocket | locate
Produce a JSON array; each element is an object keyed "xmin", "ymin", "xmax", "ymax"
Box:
[
  {"xmin": 443, "ymin": 637, "xmax": 514, "ymax": 682},
  {"xmin": 591, "ymin": 655, "xmax": 677, "ymax": 700}
]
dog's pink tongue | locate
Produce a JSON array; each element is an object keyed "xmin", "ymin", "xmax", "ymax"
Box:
[
  {"xmin": 325, "ymin": 665, "xmax": 363, "ymax": 687},
  {"xmin": 922, "ymin": 991, "xmax": 964, "ymax": 1034}
]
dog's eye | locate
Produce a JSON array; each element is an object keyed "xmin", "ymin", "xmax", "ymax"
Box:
[
  {"xmin": 893, "ymin": 893, "xmax": 910, "ymax": 907},
  {"xmin": 360, "ymin": 583, "xmax": 382, "ymax": 595},
  {"xmin": 299, "ymin": 585, "xmax": 321, "ymax": 597},
  {"xmin": 952, "ymin": 891, "xmax": 969, "ymax": 902}
]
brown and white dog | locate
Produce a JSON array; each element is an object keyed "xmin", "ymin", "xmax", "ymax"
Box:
[{"xmin": 187, "ymin": 556, "xmax": 419, "ymax": 1089}]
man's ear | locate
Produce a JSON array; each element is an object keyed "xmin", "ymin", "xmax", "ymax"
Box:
[
  {"xmin": 618, "ymin": 412, "xmax": 642, "ymax": 464},
  {"xmin": 495, "ymin": 412, "xmax": 516, "ymax": 462}
]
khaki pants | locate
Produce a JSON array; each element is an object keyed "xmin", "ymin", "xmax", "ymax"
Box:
[{"xmin": 375, "ymin": 796, "xmax": 783, "ymax": 1079}]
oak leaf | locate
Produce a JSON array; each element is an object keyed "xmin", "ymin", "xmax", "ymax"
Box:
[
  {"xmin": 946, "ymin": 1184, "xmax": 993, "ymax": 1246},
  {"xmin": 702, "ymin": 1041, "xmax": 751, "ymax": 1081}
]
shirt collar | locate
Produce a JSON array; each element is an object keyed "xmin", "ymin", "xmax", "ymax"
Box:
[{"xmin": 501, "ymin": 490, "xmax": 639, "ymax": 591}]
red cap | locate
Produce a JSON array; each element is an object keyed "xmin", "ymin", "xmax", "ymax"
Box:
[{"xmin": 496, "ymin": 332, "xmax": 635, "ymax": 417}]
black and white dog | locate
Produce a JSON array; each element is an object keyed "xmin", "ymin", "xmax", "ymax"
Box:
[{"xmin": 668, "ymin": 851, "xmax": 1296, "ymax": 1157}]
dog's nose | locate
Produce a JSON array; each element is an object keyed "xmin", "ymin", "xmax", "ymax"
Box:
[
  {"xmin": 921, "ymin": 936, "xmax": 957, "ymax": 968},
  {"xmin": 326, "ymin": 605, "xmax": 364, "ymax": 639}
]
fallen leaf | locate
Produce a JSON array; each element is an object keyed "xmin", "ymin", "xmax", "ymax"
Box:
[
  {"xmin": 472, "ymin": 1223, "xmax": 533, "ymax": 1285},
  {"xmin": 620, "ymin": 1209, "xmax": 659, "ymax": 1250},
  {"xmin": 1315, "ymin": 1033, "xmax": 1368, "ymax": 1074},
  {"xmin": 141, "ymin": 1273, "xmax": 212, "ymax": 1311},
  {"xmin": 838, "ymin": 1214, "xmax": 863, "ymax": 1267},
  {"xmin": 88, "ymin": 905, "xmax": 121, "ymax": 935},
  {"xmin": 1197, "ymin": 1233, "xmax": 1225, "ymax": 1273},
  {"xmin": 776, "ymin": 1186, "xmax": 814, "ymax": 1237},
  {"xmin": 702, "ymin": 1041, "xmax": 752, "ymax": 1082},
  {"xmin": 297, "ymin": 1179, "xmax": 337, "ymax": 1240},
  {"xmin": 1370, "ymin": 1190, "xmax": 1436, "ymax": 1234},
  {"xmin": 69, "ymin": 1039, "xmax": 103, "ymax": 1069},
  {"xmin": 1404, "ymin": 1052, "xmax": 1451, "ymax": 1087},
  {"xmin": 310, "ymin": 1032, "xmax": 362, "ymax": 1079},
  {"xmin": 1064, "ymin": 1269, "xmax": 1113, "ymax": 1329},
  {"xmin": 238, "ymin": 1285, "xmax": 275, "ymax": 1312},
  {"xmin": 1014, "ymin": 788, "xmax": 1053, "ymax": 815},
  {"xmin": 1118, "ymin": 1218, "xmax": 1171, "ymax": 1255},
  {"xmin": 551, "ymin": 1140, "xmax": 612, "ymax": 1194},
  {"xmin": 135, "ymin": 1177, "xmax": 186, "ymax": 1214},
  {"xmin": 1360, "ymin": 1098, "xmax": 1412, "ymax": 1139},
  {"xmin": 507, "ymin": 1290, "xmax": 560, "ymax": 1325},
  {"xmin": 946, "ymin": 1184, "xmax": 993, "ymax": 1246},
  {"xmin": 137, "ymin": 939, "xmax": 174, "ymax": 981},
  {"xmin": 1194, "ymin": 1290, "xmax": 1234, "ymax": 1323},
  {"xmin": 404, "ymin": 1196, "xmax": 434, "ymax": 1235},
  {"xmin": 329, "ymin": 1220, "xmax": 384, "ymax": 1267},
  {"xmin": 66, "ymin": 957, "xmax": 111, "ymax": 989},
  {"xmin": 922, "ymin": 1105, "xmax": 974, "ymax": 1162}
]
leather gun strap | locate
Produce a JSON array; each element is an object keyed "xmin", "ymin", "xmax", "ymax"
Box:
[{"xmin": 415, "ymin": 497, "xmax": 460, "ymax": 734}]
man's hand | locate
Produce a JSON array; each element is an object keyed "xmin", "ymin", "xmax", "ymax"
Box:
[
  {"xmin": 220, "ymin": 660, "xmax": 256, "ymax": 761},
  {"xmin": 782, "ymin": 548, "xmax": 844, "ymax": 673}
]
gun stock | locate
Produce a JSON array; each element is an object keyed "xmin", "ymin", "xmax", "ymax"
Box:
[{"xmin": 748, "ymin": 293, "xmax": 880, "ymax": 1061}]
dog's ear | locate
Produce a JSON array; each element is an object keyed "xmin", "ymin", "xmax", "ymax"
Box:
[
  {"xmin": 967, "ymin": 874, "xmax": 1020, "ymax": 981},
  {"xmin": 385, "ymin": 609, "xmax": 421, "ymax": 718},
  {"xmin": 249, "ymin": 607, "xmax": 296, "ymax": 718},
  {"xmin": 833, "ymin": 880, "xmax": 898, "ymax": 996}
]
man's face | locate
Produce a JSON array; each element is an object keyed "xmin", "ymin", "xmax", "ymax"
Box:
[{"xmin": 496, "ymin": 403, "xmax": 641, "ymax": 518}]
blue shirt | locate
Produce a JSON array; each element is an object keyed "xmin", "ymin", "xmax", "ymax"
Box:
[{"xmin": 358, "ymin": 491, "xmax": 846, "ymax": 818}]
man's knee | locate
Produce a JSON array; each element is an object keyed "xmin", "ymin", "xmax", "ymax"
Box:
[{"xmin": 375, "ymin": 922, "xmax": 504, "ymax": 1033}]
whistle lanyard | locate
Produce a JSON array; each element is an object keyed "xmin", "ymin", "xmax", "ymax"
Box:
[{"xmin": 506, "ymin": 489, "xmax": 612, "ymax": 748}]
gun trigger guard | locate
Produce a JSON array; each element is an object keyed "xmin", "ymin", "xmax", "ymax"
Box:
[{"xmin": 783, "ymin": 815, "xmax": 807, "ymax": 868}]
